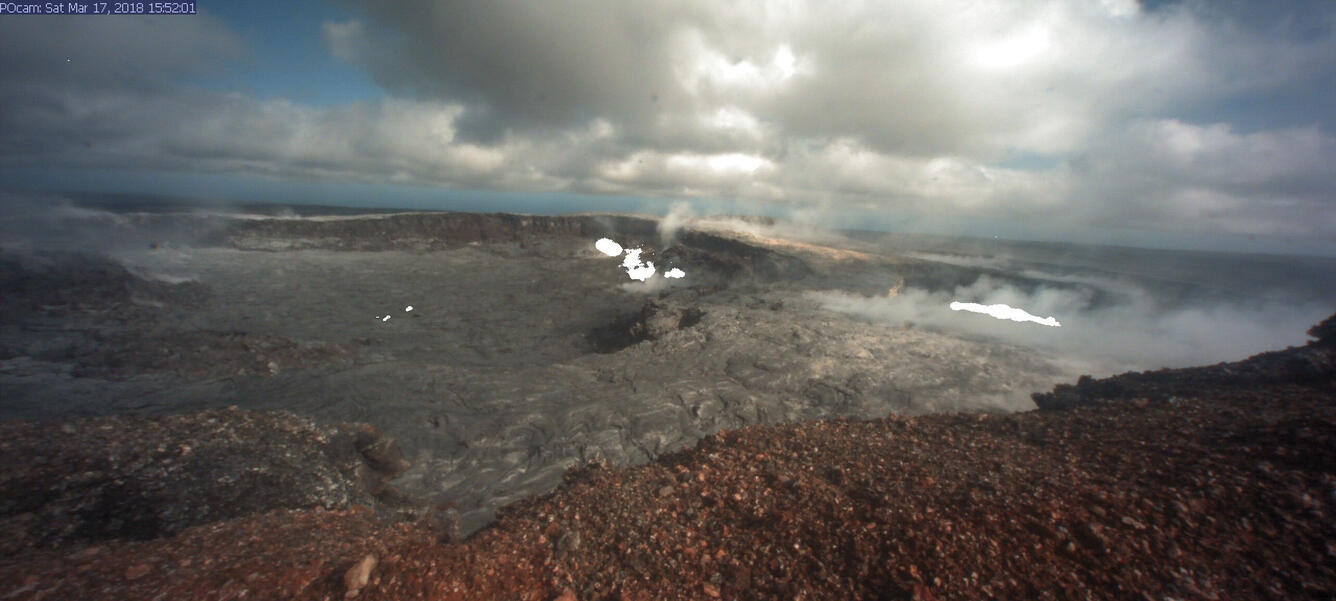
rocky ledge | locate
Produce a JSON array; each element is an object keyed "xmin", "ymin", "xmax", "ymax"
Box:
[
  {"xmin": 0, "ymin": 408, "xmax": 448, "ymax": 558},
  {"xmin": 1, "ymin": 315, "xmax": 1334, "ymax": 600},
  {"xmin": 1033, "ymin": 312, "xmax": 1336, "ymax": 410}
]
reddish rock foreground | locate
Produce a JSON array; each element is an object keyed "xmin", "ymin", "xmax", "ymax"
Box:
[{"xmin": 3, "ymin": 321, "xmax": 1335, "ymax": 600}]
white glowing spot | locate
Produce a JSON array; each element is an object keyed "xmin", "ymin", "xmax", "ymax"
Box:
[
  {"xmin": 382, "ymin": 315, "xmax": 391, "ymax": 322},
  {"xmin": 621, "ymin": 248, "xmax": 656, "ymax": 281},
  {"xmin": 594, "ymin": 237, "xmax": 688, "ymax": 286},
  {"xmin": 706, "ymin": 153, "xmax": 766, "ymax": 174},
  {"xmin": 975, "ymin": 25, "xmax": 1050, "ymax": 70},
  {"xmin": 595, "ymin": 238, "xmax": 623, "ymax": 256},
  {"xmin": 773, "ymin": 45, "xmax": 796, "ymax": 80},
  {"xmin": 661, "ymin": 152, "xmax": 773, "ymax": 176},
  {"xmin": 949, "ymin": 301, "xmax": 1061, "ymax": 327},
  {"xmin": 405, "ymin": 305, "xmax": 413, "ymax": 312}
]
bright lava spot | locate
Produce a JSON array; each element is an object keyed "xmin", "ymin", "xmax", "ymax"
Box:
[
  {"xmin": 382, "ymin": 315, "xmax": 391, "ymax": 322},
  {"xmin": 595, "ymin": 238, "xmax": 623, "ymax": 256},
  {"xmin": 405, "ymin": 306, "xmax": 413, "ymax": 312},
  {"xmin": 621, "ymin": 248, "xmax": 656, "ymax": 281},
  {"xmin": 595, "ymin": 237, "xmax": 685, "ymax": 283},
  {"xmin": 949, "ymin": 301, "xmax": 1061, "ymax": 327}
]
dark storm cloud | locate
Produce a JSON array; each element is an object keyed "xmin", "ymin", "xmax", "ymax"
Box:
[
  {"xmin": 0, "ymin": 16, "xmax": 243, "ymax": 164},
  {"xmin": 322, "ymin": 2, "xmax": 706, "ymax": 143}
]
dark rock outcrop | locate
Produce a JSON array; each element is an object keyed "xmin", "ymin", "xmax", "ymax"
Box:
[
  {"xmin": 1308, "ymin": 312, "xmax": 1336, "ymax": 344},
  {"xmin": 1033, "ymin": 310, "xmax": 1336, "ymax": 411},
  {"xmin": 352, "ymin": 424, "xmax": 411, "ymax": 478},
  {"xmin": 586, "ymin": 300, "xmax": 705, "ymax": 353}
]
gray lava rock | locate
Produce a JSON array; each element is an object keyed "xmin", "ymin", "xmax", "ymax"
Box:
[
  {"xmin": 0, "ymin": 407, "xmax": 415, "ymax": 556},
  {"xmin": 587, "ymin": 300, "xmax": 705, "ymax": 353},
  {"xmin": 0, "ymin": 250, "xmax": 209, "ymax": 321}
]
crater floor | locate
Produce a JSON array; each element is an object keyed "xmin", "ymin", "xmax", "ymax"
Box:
[{"xmin": 0, "ymin": 213, "xmax": 1073, "ymax": 533}]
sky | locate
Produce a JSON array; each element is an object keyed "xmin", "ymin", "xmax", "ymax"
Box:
[{"xmin": 1, "ymin": 0, "xmax": 1334, "ymax": 254}]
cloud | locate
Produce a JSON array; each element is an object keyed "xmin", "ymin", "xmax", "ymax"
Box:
[
  {"xmin": 657, "ymin": 202, "xmax": 696, "ymax": 247},
  {"xmin": 327, "ymin": 0, "xmax": 1334, "ymax": 157},
  {"xmin": 2, "ymin": 1, "xmax": 1334, "ymax": 248},
  {"xmin": 1069, "ymin": 119, "xmax": 1336, "ymax": 238},
  {"xmin": 0, "ymin": 191, "xmax": 229, "ymax": 254},
  {"xmin": 0, "ymin": 14, "xmax": 244, "ymax": 91},
  {"xmin": 321, "ymin": 2, "xmax": 701, "ymax": 143}
]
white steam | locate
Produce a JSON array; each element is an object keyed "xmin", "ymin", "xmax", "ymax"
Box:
[
  {"xmin": 690, "ymin": 215, "xmax": 843, "ymax": 246},
  {"xmin": 657, "ymin": 202, "xmax": 696, "ymax": 247},
  {"xmin": 619, "ymin": 277, "xmax": 672, "ymax": 294},
  {"xmin": 812, "ymin": 274, "xmax": 1330, "ymax": 376}
]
